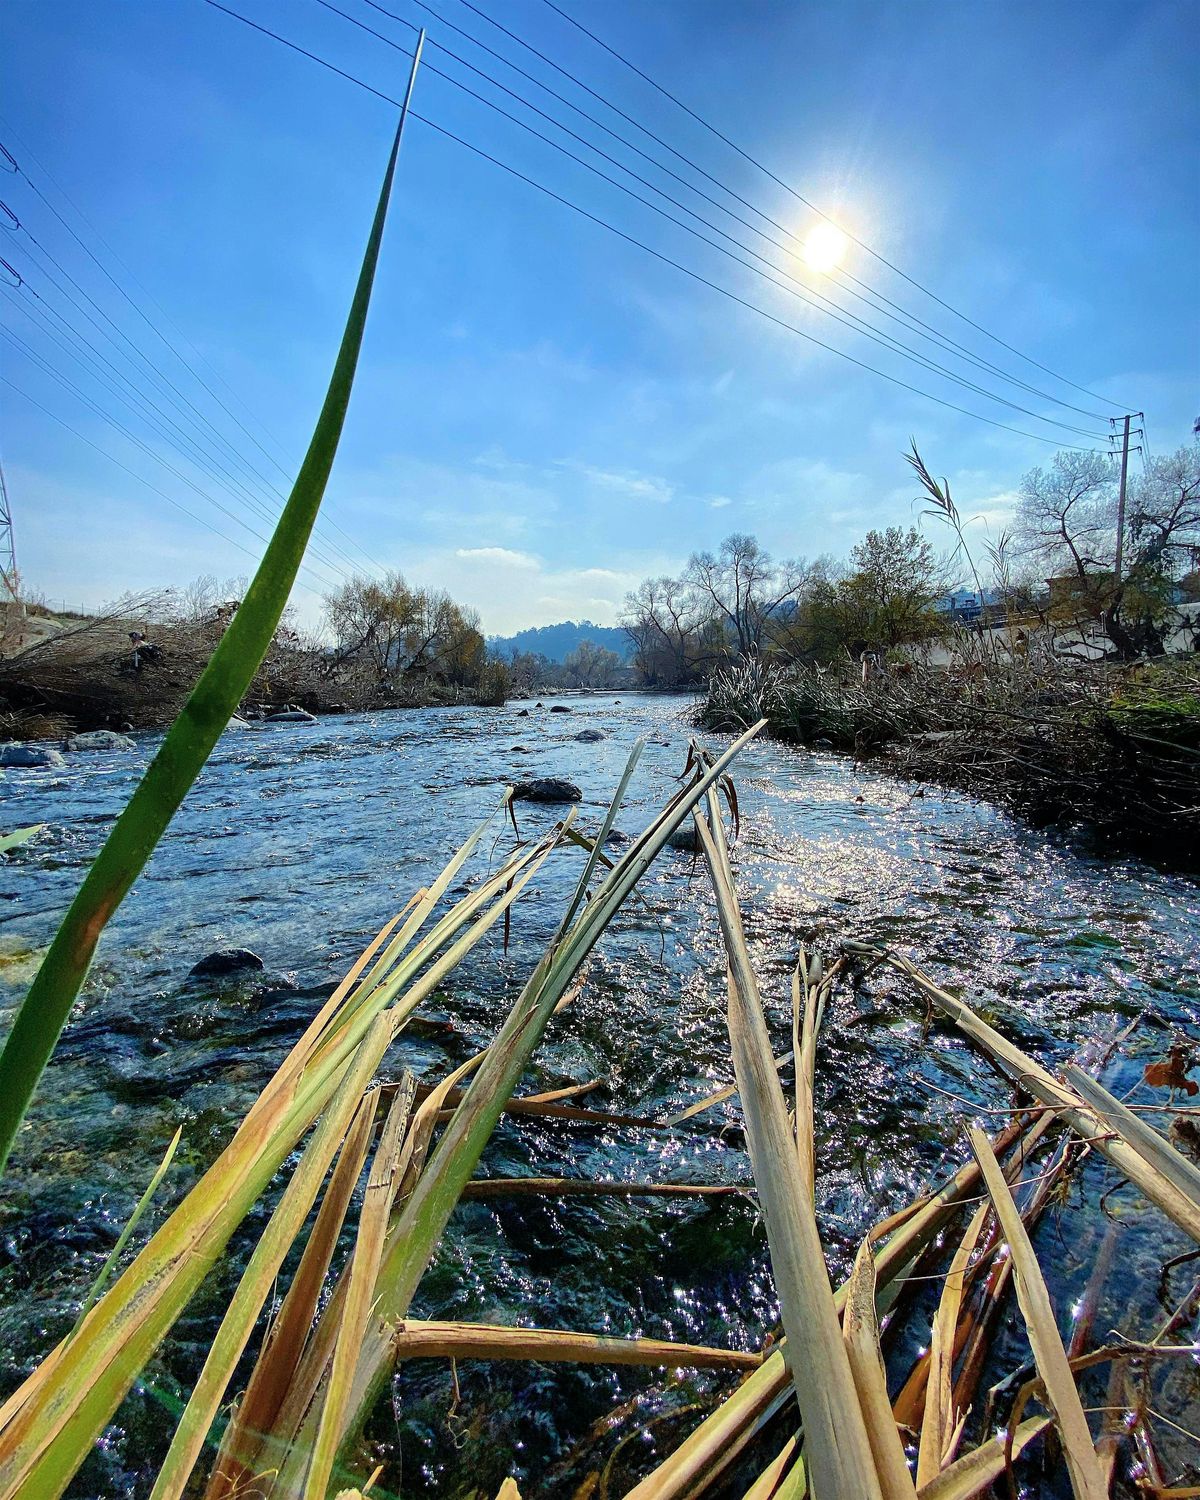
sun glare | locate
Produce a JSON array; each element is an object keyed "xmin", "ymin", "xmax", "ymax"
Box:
[{"xmin": 802, "ymin": 221, "xmax": 849, "ymax": 273}]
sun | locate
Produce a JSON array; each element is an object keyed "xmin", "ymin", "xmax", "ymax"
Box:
[{"xmin": 802, "ymin": 222, "xmax": 849, "ymax": 273}]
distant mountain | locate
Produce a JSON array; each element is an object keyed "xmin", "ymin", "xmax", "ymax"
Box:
[{"xmin": 487, "ymin": 619, "xmax": 633, "ymax": 664}]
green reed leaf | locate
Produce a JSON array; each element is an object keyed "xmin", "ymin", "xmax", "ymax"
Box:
[{"xmin": 0, "ymin": 116, "xmax": 409, "ymax": 1177}]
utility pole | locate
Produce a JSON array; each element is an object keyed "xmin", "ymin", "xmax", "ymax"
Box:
[
  {"xmin": 1111, "ymin": 412, "xmax": 1143, "ymax": 587},
  {"xmin": 0, "ymin": 453, "xmax": 16, "ymax": 602}
]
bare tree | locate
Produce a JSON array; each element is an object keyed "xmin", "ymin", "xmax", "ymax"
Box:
[
  {"xmin": 1014, "ymin": 444, "xmax": 1200, "ymax": 657},
  {"xmin": 1012, "ymin": 452, "xmax": 1116, "ymax": 605},
  {"xmin": 1128, "ymin": 444, "xmax": 1200, "ymax": 577},
  {"xmin": 324, "ymin": 574, "xmax": 487, "ymax": 686},
  {"xmin": 684, "ymin": 534, "xmax": 807, "ymax": 656},
  {"xmin": 169, "ymin": 574, "xmax": 249, "ymax": 625},
  {"xmin": 563, "ymin": 639, "xmax": 621, "ymax": 688},
  {"xmin": 622, "ymin": 575, "xmax": 713, "ymax": 686},
  {"xmin": 324, "ymin": 572, "xmax": 420, "ymax": 676}
]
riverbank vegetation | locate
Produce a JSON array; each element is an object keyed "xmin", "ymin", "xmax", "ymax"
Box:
[
  {"xmin": 623, "ymin": 524, "xmax": 951, "ymax": 687},
  {"xmin": 617, "ymin": 441, "xmax": 1200, "ymax": 857},
  {"xmin": 623, "ymin": 443, "xmax": 1200, "ymax": 688}
]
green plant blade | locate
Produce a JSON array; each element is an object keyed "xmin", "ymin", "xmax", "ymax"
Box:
[
  {"xmin": 70, "ymin": 1127, "xmax": 182, "ymax": 1335},
  {"xmin": 0, "ymin": 111, "xmax": 411, "ymax": 1178},
  {"xmin": 0, "ymin": 825, "xmax": 44, "ymax": 855}
]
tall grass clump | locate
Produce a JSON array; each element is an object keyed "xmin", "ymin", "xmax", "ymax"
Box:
[{"xmin": 0, "ymin": 724, "xmax": 765, "ymax": 1497}]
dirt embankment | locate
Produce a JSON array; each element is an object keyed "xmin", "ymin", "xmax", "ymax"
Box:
[{"xmin": 0, "ymin": 605, "xmax": 502, "ymax": 742}]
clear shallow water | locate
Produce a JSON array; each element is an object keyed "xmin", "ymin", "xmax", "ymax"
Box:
[{"xmin": 1, "ymin": 693, "xmax": 1198, "ymax": 1496}]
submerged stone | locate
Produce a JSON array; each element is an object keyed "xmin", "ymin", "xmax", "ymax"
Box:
[
  {"xmin": 65, "ymin": 731, "xmax": 136, "ymax": 752},
  {"xmin": 189, "ymin": 948, "xmax": 265, "ymax": 978},
  {"xmin": 512, "ymin": 777, "xmax": 582, "ymax": 804},
  {"xmin": 0, "ymin": 743, "xmax": 66, "ymax": 768}
]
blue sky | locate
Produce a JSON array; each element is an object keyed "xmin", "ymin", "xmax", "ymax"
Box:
[{"xmin": 2, "ymin": 0, "xmax": 1197, "ymax": 633}]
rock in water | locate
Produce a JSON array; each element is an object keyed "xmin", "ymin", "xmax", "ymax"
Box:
[
  {"xmin": 549, "ymin": 704, "xmax": 572, "ymax": 713},
  {"xmin": 224, "ymin": 717, "xmax": 254, "ymax": 731},
  {"xmin": 575, "ymin": 728, "xmax": 604, "ymax": 742},
  {"xmin": 666, "ymin": 825, "xmax": 702, "ymax": 853},
  {"xmin": 189, "ymin": 948, "xmax": 265, "ymax": 978},
  {"xmin": 265, "ymin": 709, "xmax": 318, "ymax": 724},
  {"xmin": 0, "ymin": 743, "xmax": 66, "ymax": 768},
  {"xmin": 516, "ymin": 708, "xmax": 530, "ymax": 717},
  {"xmin": 65, "ymin": 730, "xmax": 137, "ymax": 752},
  {"xmin": 512, "ymin": 777, "xmax": 582, "ymax": 804}
]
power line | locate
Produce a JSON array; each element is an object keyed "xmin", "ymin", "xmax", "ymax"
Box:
[
  {"xmin": 2, "ymin": 296, "xmax": 362, "ymax": 591},
  {"xmin": 1, "ymin": 324, "xmax": 347, "ymax": 593},
  {"xmin": 2, "ymin": 260, "xmax": 369, "ymax": 582},
  {"xmin": 205, "ymin": 1, "xmax": 1111, "ymax": 452},
  {"xmin": 364, "ymin": 0, "xmax": 1116, "ymax": 425},
  {"xmin": 536, "ymin": 0, "xmax": 1135, "ymax": 413},
  {"xmin": 5, "ymin": 210, "xmax": 381, "ymax": 589},
  {"xmin": 0, "ymin": 116, "xmax": 299, "ymax": 477},
  {"xmin": 0, "ymin": 129, "xmax": 392, "ymax": 581},
  {"xmin": 1, "ymin": 372, "xmax": 281, "ymax": 576},
  {"xmin": 15, "ymin": 169, "xmax": 312, "ymax": 499},
  {"xmin": 12, "ymin": 217, "xmax": 372, "ymax": 581},
  {"xmin": 317, "ymin": 0, "xmax": 1108, "ymax": 441}
]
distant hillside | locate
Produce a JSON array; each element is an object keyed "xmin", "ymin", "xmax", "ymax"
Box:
[{"xmin": 487, "ymin": 619, "xmax": 633, "ymax": 664}]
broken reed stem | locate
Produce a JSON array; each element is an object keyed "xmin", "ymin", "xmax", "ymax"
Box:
[
  {"xmin": 625, "ymin": 1109, "xmax": 1037, "ymax": 1499},
  {"xmin": 459, "ymin": 1178, "xmax": 749, "ymax": 1200},
  {"xmin": 387, "ymin": 1321, "xmax": 761, "ymax": 1370},
  {"xmin": 850, "ymin": 942, "xmax": 1200, "ymax": 1243}
]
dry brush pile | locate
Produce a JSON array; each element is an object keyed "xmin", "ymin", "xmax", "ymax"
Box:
[{"xmin": 704, "ymin": 654, "xmax": 1200, "ymax": 864}]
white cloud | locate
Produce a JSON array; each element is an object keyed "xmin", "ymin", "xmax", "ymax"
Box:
[
  {"xmin": 455, "ymin": 546, "xmax": 539, "ymax": 569},
  {"xmin": 381, "ymin": 544, "xmax": 655, "ymax": 634},
  {"xmin": 568, "ymin": 463, "xmax": 675, "ymax": 505},
  {"xmin": 964, "ymin": 489, "xmax": 1020, "ymax": 532},
  {"xmin": 575, "ymin": 566, "xmax": 627, "ymax": 582},
  {"xmin": 711, "ymin": 496, "xmax": 732, "ymax": 509}
]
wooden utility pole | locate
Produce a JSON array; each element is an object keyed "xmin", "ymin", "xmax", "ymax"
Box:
[{"xmin": 1113, "ymin": 413, "xmax": 1132, "ymax": 586}]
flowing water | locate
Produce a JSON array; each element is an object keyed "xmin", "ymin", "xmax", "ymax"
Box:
[{"xmin": 2, "ymin": 693, "xmax": 1198, "ymax": 1496}]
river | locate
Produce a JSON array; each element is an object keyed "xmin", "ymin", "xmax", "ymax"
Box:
[{"xmin": 2, "ymin": 692, "xmax": 1198, "ymax": 1496}]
